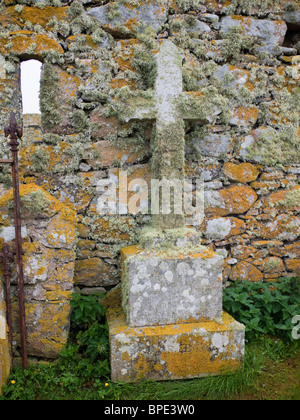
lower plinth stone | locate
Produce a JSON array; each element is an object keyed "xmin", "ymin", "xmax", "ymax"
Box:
[
  {"xmin": 0, "ymin": 316, "xmax": 11, "ymax": 395},
  {"xmin": 105, "ymin": 288, "xmax": 245, "ymax": 383}
]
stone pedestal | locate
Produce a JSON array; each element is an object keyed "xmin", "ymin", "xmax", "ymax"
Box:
[
  {"xmin": 121, "ymin": 245, "xmax": 223, "ymax": 327},
  {"xmin": 106, "ymin": 287, "xmax": 245, "ymax": 383},
  {"xmin": 107, "ymin": 232, "xmax": 245, "ymax": 383}
]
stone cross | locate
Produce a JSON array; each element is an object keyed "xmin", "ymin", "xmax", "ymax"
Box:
[{"xmin": 123, "ymin": 40, "xmax": 212, "ymax": 230}]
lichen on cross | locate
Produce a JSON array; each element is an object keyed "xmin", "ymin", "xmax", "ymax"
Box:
[{"xmin": 116, "ymin": 40, "xmax": 221, "ymax": 230}]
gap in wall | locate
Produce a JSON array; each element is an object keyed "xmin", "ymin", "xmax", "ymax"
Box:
[{"xmin": 20, "ymin": 59, "xmax": 42, "ymax": 115}]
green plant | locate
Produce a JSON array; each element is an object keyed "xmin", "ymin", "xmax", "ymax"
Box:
[
  {"xmin": 223, "ymin": 277, "xmax": 300, "ymax": 341},
  {"xmin": 70, "ymin": 292, "xmax": 109, "ymax": 363}
]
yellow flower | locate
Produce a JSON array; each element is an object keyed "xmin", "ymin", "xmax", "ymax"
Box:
[
  {"xmin": 105, "ymin": 383, "xmax": 109, "ymax": 387},
  {"xmin": 11, "ymin": 380, "xmax": 15, "ymax": 384}
]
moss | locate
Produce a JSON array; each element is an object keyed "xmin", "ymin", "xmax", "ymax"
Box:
[
  {"xmin": 264, "ymin": 257, "xmax": 280, "ymax": 272},
  {"xmin": 225, "ymin": 0, "xmax": 280, "ymax": 16},
  {"xmin": 40, "ymin": 61, "xmax": 62, "ymax": 130},
  {"xmin": 175, "ymin": 0, "xmax": 201, "ymax": 12},
  {"xmin": 31, "ymin": 146, "xmax": 51, "ymax": 172},
  {"xmin": 72, "ymin": 109, "xmax": 89, "ymax": 132},
  {"xmin": 285, "ymin": 188, "xmax": 300, "ymax": 207},
  {"xmin": 21, "ymin": 189, "xmax": 51, "ymax": 216},
  {"xmin": 221, "ymin": 26, "xmax": 255, "ymax": 63}
]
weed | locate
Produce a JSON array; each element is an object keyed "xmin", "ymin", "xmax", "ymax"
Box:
[{"xmin": 223, "ymin": 277, "xmax": 300, "ymax": 341}]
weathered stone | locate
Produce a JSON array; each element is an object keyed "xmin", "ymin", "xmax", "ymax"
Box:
[
  {"xmin": 88, "ymin": 140, "xmax": 146, "ymax": 168},
  {"xmin": 106, "ymin": 287, "xmax": 245, "ymax": 383},
  {"xmin": 0, "ymin": 184, "xmax": 76, "ymax": 358},
  {"xmin": 213, "ymin": 65, "xmax": 252, "ymax": 94},
  {"xmin": 0, "ymin": 31, "xmax": 64, "ymax": 57},
  {"xmin": 229, "ymin": 106, "xmax": 259, "ymax": 128},
  {"xmin": 170, "ymin": 14, "xmax": 211, "ymax": 37},
  {"xmin": 285, "ymin": 259, "xmax": 300, "ymax": 274},
  {"xmin": 263, "ymin": 186, "xmax": 300, "ymax": 211},
  {"xmin": 74, "ymin": 257, "xmax": 116, "ymax": 287},
  {"xmin": 193, "ymin": 131, "xmax": 233, "ymax": 158},
  {"xmin": 121, "ymin": 244, "xmax": 223, "ymax": 328},
  {"xmin": 220, "ymin": 16, "xmax": 287, "ymax": 53},
  {"xmin": 88, "ymin": 1, "xmax": 168, "ymax": 37},
  {"xmin": 0, "ymin": 278, "xmax": 11, "ymax": 395},
  {"xmin": 202, "ymin": 217, "xmax": 246, "ymax": 240},
  {"xmin": 205, "ymin": 185, "xmax": 257, "ymax": 216},
  {"xmin": 263, "ymin": 257, "xmax": 284, "ymax": 274},
  {"xmin": 248, "ymin": 214, "xmax": 300, "ymax": 241},
  {"xmin": 1, "ymin": 6, "xmax": 68, "ymax": 31},
  {"xmin": 223, "ymin": 162, "xmax": 260, "ymax": 183},
  {"xmin": 284, "ymin": 5, "xmax": 300, "ymax": 30},
  {"xmin": 230, "ymin": 261, "xmax": 264, "ymax": 282}
]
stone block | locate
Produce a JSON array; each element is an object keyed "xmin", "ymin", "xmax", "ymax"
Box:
[
  {"xmin": 204, "ymin": 185, "xmax": 257, "ymax": 217},
  {"xmin": 105, "ymin": 287, "xmax": 245, "ymax": 383},
  {"xmin": 220, "ymin": 16, "xmax": 287, "ymax": 53},
  {"xmin": 88, "ymin": 1, "xmax": 168, "ymax": 37},
  {"xmin": 0, "ymin": 184, "xmax": 76, "ymax": 359},
  {"xmin": 0, "ymin": 316, "xmax": 10, "ymax": 395},
  {"xmin": 121, "ymin": 244, "xmax": 223, "ymax": 328}
]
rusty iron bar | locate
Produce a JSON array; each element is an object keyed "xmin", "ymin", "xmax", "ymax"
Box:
[
  {"xmin": 0, "ymin": 243, "xmax": 14, "ymax": 365},
  {"xmin": 3, "ymin": 112, "xmax": 28, "ymax": 369}
]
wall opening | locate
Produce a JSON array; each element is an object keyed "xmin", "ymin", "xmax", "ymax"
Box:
[{"xmin": 20, "ymin": 60, "xmax": 42, "ymax": 115}]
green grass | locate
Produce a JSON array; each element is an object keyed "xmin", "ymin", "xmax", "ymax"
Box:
[
  {"xmin": 1, "ymin": 280, "xmax": 299, "ymax": 401},
  {"xmin": 1, "ymin": 337, "xmax": 299, "ymax": 401}
]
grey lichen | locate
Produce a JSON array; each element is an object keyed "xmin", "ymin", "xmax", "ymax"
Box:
[{"xmin": 39, "ymin": 61, "xmax": 62, "ymax": 130}]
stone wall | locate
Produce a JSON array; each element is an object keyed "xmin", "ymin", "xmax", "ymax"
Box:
[{"xmin": 0, "ymin": 0, "xmax": 299, "ymax": 361}]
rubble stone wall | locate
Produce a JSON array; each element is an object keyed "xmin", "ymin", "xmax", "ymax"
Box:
[{"xmin": 0, "ymin": 0, "xmax": 299, "ymax": 360}]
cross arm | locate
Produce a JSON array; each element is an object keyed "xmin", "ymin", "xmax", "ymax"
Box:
[
  {"xmin": 180, "ymin": 92, "xmax": 223, "ymax": 123},
  {"xmin": 109, "ymin": 89, "xmax": 157, "ymax": 124},
  {"xmin": 123, "ymin": 93, "xmax": 157, "ymax": 123}
]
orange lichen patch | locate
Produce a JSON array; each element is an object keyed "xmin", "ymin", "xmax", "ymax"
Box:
[
  {"xmin": 89, "ymin": 216, "xmax": 133, "ymax": 242},
  {"xmin": 206, "ymin": 185, "xmax": 257, "ymax": 217},
  {"xmin": 231, "ymin": 106, "xmax": 259, "ymax": 126},
  {"xmin": 228, "ymin": 65, "xmax": 254, "ymax": 92},
  {"xmin": 19, "ymin": 142, "xmax": 73, "ymax": 175},
  {"xmin": 0, "ymin": 184, "xmax": 62, "ymax": 218},
  {"xmin": 263, "ymin": 256, "xmax": 284, "ymax": 274},
  {"xmin": 66, "ymin": 35, "xmax": 100, "ymax": 51},
  {"xmin": 111, "ymin": 39, "xmax": 140, "ymax": 90},
  {"xmin": 160, "ymin": 334, "xmax": 240, "ymax": 379},
  {"xmin": 285, "ymin": 259, "xmax": 300, "ymax": 273},
  {"xmin": 106, "ymin": 287, "xmax": 244, "ymax": 382},
  {"xmin": 0, "ymin": 32, "xmax": 63, "ymax": 56},
  {"xmin": 114, "ymin": 39, "xmax": 139, "ymax": 71},
  {"xmin": 57, "ymin": 67, "xmax": 81, "ymax": 100},
  {"xmin": 88, "ymin": 141, "xmax": 147, "ymax": 169},
  {"xmin": 3, "ymin": 6, "xmax": 68, "ymax": 31},
  {"xmin": 263, "ymin": 186, "xmax": 300, "ymax": 211},
  {"xmin": 223, "ymin": 162, "xmax": 260, "ymax": 183},
  {"xmin": 260, "ymin": 171, "xmax": 284, "ymax": 181},
  {"xmin": 230, "ymin": 261, "xmax": 264, "ymax": 282},
  {"xmin": 45, "ymin": 207, "xmax": 76, "ymax": 249},
  {"xmin": 248, "ymin": 214, "xmax": 300, "ymax": 240},
  {"xmin": 232, "ymin": 245, "xmax": 257, "ymax": 260}
]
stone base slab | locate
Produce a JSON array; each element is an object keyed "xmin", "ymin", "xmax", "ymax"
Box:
[{"xmin": 105, "ymin": 288, "xmax": 245, "ymax": 383}]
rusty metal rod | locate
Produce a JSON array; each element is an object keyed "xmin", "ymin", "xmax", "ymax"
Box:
[
  {"xmin": 4, "ymin": 112, "xmax": 28, "ymax": 369},
  {"xmin": 0, "ymin": 159, "xmax": 13, "ymax": 164},
  {"xmin": 0, "ymin": 243, "xmax": 14, "ymax": 365}
]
